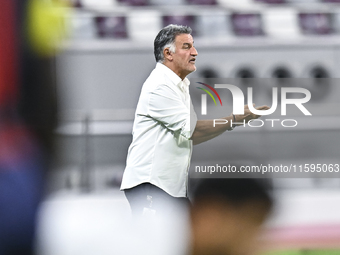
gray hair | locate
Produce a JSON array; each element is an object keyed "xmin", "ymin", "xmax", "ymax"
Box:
[{"xmin": 154, "ymin": 24, "xmax": 192, "ymax": 63}]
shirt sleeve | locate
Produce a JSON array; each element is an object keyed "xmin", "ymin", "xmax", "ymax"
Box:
[{"xmin": 147, "ymin": 84, "xmax": 197, "ymax": 140}]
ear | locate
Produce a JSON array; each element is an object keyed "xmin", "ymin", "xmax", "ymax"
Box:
[{"xmin": 163, "ymin": 47, "xmax": 173, "ymax": 61}]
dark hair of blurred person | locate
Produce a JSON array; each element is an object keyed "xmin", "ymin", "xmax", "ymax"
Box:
[
  {"xmin": 189, "ymin": 178, "xmax": 273, "ymax": 255},
  {"xmin": 0, "ymin": 0, "xmax": 58, "ymax": 254}
]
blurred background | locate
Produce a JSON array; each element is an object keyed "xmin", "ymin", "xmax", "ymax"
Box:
[{"xmin": 1, "ymin": 0, "xmax": 340, "ymax": 254}]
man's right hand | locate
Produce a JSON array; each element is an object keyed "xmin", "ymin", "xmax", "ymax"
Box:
[
  {"xmin": 192, "ymin": 104, "xmax": 270, "ymax": 145},
  {"xmin": 233, "ymin": 104, "xmax": 270, "ymax": 125}
]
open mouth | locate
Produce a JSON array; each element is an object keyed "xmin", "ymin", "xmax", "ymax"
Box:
[{"xmin": 189, "ymin": 58, "xmax": 196, "ymax": 63}]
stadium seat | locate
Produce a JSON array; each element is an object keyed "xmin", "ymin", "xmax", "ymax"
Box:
[
  {"xmin": 81, "ymin": 0, "xmax": 118, "ymax": 8},
  {"xmin": 116, "ymin": 0, "xmax": 149, "ymax": 6},
  {"xmin": 149, "ymin": 0, "xmax": 185, "ymax": 5},
  {"xmin": 230, "ymin": 13, "xmax": 265, "ymax": 36},
  {"xmin": 128, "ymin": 10, "xmax": 161, "ymax": 42},
  {"xmin": 70, "ymin": 13, "xmax": 97, "ymax": 39},
  {"xmin": 299, "ymin": 13, "xmax": 333, "ymax": 35},
  {"xmin": 163, "ymin": 15, "xmax": 197, "ymax": 35},
  {"xmin": 196, "ymin": 12, "xmax": 230, "ymax": 37},
  {"xmin": 186, "ymin": 0, "xmax": 217, "ymax": 5},
  {"xmin": 95, "ymin": 16, "xmax": 128, "ymax": 38},
  {"xmin": 254, "ymin": 0, "xmax": 286, "ymax": 4}
]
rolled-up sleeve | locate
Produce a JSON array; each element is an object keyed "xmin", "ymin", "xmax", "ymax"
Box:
[{"xmin": 148, "ymin": 84, "xmax": 197, "ymax": 140}]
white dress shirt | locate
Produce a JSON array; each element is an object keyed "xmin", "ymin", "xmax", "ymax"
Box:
[{"xmin": 120, "ymin": 63, "xmax": 197, "ymax": 197}]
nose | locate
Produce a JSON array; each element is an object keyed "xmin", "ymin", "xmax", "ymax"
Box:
[{"xmin": 191, "ymin": 46, "xmax": 198, "ymax": 56}]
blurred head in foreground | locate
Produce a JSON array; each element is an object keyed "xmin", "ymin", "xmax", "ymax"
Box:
[{"xmin": 189, "ymin": 178, "xmax": 273, "ymax": 255}]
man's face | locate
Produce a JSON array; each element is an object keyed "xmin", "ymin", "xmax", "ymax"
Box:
[{"xmin": 170, "ymin": 33, "xmax": 198, "ymax": 79}]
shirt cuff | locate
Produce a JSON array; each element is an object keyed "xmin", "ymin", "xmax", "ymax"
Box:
[{"xmin": 181, "ymin": 110, "xmax": 197, "ymax": 140}]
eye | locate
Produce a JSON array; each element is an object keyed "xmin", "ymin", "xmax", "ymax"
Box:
[{"xmin": 183, "ymin": 44, "xmax": 191, "ymax": 49}]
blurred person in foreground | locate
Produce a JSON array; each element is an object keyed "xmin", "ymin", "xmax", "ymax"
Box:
[
  {"xmin": 120, "ymin": 24, "xmax": 270, "ymax": 216},
  {"xmin": 0, "ymin": 0, "xmax": 60, "ymax": 254},
  {"xmin": 189, "ymin": 178, "xmax": 273, "ymax": 255}
]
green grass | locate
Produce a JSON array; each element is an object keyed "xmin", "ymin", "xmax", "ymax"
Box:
[{"xmin": 263, "ymin": 250, "xmax": 340, "ymax": 255}]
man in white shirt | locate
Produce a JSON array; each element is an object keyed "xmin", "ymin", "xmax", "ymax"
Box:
[{"xmin": 120, "ymin": 24, "xmax": 268, "ymax": 216}]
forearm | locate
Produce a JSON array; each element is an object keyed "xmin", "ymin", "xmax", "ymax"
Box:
[
  {"xmin": 190, "ymin": 104, "xmax": 269, "ymax": 145},
  {"xmin": 191, "ymin": 115, "xmax": 234, "ymax": 145}
]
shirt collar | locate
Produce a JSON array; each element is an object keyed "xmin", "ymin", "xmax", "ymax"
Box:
[{"xmin": 156, "ymin": 63, "xmax": 190, "ymax": 89}]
